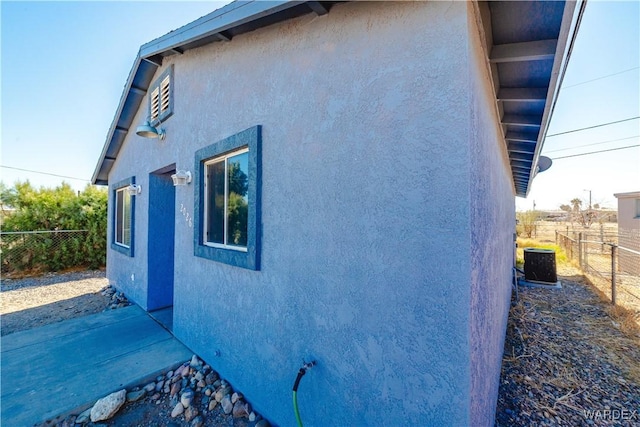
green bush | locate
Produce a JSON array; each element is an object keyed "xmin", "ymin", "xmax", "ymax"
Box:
[{"xmin": 1, "ymin": 181, "xmax": 107, "ymax": 274}]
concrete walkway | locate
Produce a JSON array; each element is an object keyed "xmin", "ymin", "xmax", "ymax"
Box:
[{"xmin": 1, "ymin": 305, "xmax": 192, "ymax": 426}]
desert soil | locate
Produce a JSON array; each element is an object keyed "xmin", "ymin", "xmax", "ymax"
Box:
[{"xmin": 1, "ymin": 269, "xmax": 109, "ymax": 336}]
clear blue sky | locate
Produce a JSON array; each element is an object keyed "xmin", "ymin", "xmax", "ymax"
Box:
[{"xmin": 2, "ymin": 1, "xmax": 639, "ymax": 211}]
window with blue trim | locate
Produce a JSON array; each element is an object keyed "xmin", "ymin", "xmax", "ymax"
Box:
[
  {"xmin": 111, "ymin": 177, "xmax": 136, "ymax": 257},
  {"xmin": 194, "ymin": 126, "xmax": 261, "ymax": 270}
]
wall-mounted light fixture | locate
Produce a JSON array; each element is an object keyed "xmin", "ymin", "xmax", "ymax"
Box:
[
  {"xmin": 171, "ymin": 170, "xmax": 192, "ymax": 186},
  {"xmin": 135, "ymin": 119, "xmax": 166, "ymax": 140},
  {"xmin": 127, "ymin": 184, "xmax": 142, "ymax": 195}
]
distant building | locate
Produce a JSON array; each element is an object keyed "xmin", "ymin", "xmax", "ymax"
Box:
[{"xmin": 614, "ymin": 191, "xmax": 640, "ymax": 274}]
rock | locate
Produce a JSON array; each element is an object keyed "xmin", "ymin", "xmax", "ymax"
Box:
[
  {"xmin": 197, "ymin": 380, "xmax": 206, "ymax": 389},
  {"xmin": 214, "ymin": 385, "xmax": 232, "ymax": 402},
  {"xmin": 60, "ymin": 415, "xmax": 76, "ymax": 427},
  {"xmin": 204, "ymin": 386, "xmax": 214, "ymax": 396},
  {"xmin": 233, "ymin": 401, "xmax": 251, "ymax": 418},
  {"xmin": 208, "ymin": 399, "xmax": 218, "ymax": 411},
  {"xmin": 231, "ymin": 392, "xmax": 241, "ymax": 404},
  {"xmin": 151, "ymin": 392, "xmax": 161, "ymax": 401},
  {"xmin": 190, "ymin": 355, "xmax": 200, "ymax": 367},
  {"xmin": 205, "ymin": 372, "xmax": 218, "ymax": 385},
  {"xmin": 126, "ymin": 389, "xmax": 146, "ymax": 402},
  {"xmin": 195, "ymin": 371, "xmax": 204, "ymax": 381},
  {"xmin": 221, "ymin": 395, "xmax": 233, "ymax": 414},
  {"xmin": 185, "ymin": 405, "xmax": 199, "ymax": 422},
  {"xmin": 164, "ymin": 383, "xmax": 171, "ymax": 394},
  {"xmin": 76, "ymin": 407, "xmax": 92, "ymax": 424},
  {"xmin": 171, "ymin": 402, "xmax": 185, "ymax": 417},
  {"xmin": 191, "ymin": 415, "xmax": 204, "ymax": 427},
  {"xmin": 90, "ymin": 389, "xmax": 126, "ymax": 422},
  {"xmin": 166, "ymin": 370, "xmax": 174, "ymax": 379},
  {"xmin": 155, "ymin": 380, "xmax": 165, "ymax": 392},
  {"xmin": 256, "ymin": 420, "xmax": 271, "ymax": 427},
  {"xmin": 181, "ymin": 388, "xmax": 195, "ymax": 408},
  {"xmin": 171, "ymin": 381, "xmax": 182, "ymax": 396},
  {"xmin": 144, "ymin": 382, "xmax": 156, "ymax": 393},
  {"xmin": 213, "ymin": 379, "xmax": 222, "ymax": 388}
]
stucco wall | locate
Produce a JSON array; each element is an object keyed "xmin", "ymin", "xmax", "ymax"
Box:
[
  {"xmin": 615, "ymin": 192, "xmax": 640, "ymax": 274},
  {"xmin": 466, "ymin": 4, "xmax": 516, "ymax": 426},
  {"xmin": 105, "ymin": 1, "xmax": 513, "ymax": 425}
]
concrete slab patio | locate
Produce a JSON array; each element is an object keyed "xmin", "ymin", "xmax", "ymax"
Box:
[{"xmin": 1, "ymin": 305, "xmax": 192, "ymax": 426}]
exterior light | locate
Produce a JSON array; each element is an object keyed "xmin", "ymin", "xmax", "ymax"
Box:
[
  {"xmin": 171, "ymin": 170, "xmax": 192, "ymax": 186},
  {"xmin": 135, "ymin": 120, "xmax": 166, "ymax": 140},
  {"xmin": 126, "ymin": 184, "xmax": 142, "ymax": 195}
]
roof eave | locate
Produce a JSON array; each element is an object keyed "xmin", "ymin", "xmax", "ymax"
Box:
[
  {"xmin": 92, "ymin": 0, "xmax": 331, "ymax": 185},
  {"xmin": 524, "ymin": 0, "xmax": 587, "ymax": 197}
]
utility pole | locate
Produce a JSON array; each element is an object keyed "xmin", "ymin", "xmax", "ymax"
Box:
[{"xmin": 584, "ymin": 189, "xmax": 592, "ymax": 210}]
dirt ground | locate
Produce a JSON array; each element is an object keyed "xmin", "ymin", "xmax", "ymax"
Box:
[{"xmin": 0, "ymin": 269, "xmax": 109, "ymax": 336}]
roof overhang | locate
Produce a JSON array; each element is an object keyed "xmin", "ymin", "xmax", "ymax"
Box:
[
  {"xmin": 92, "ymin": 1, "xmax": 338, "ymax": 185},
  {"xmin": 614, "ymin": 191, "xmax": 640, "ymax": 199},
  {"xmin": 474, "ymin": 0, "xmax": 586, "ymax": 197},
  {"xmin": 93, "ymin": 1, "xmax": 585, "ymax": 190}
]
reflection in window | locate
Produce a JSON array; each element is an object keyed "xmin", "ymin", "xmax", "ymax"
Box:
[
  {"xmin": 204, "ymin": 148, "xmax": 249, "ymax": 250},
  {"xmin": 115, "ymin": 187, "xmax": 132, "ymax": 247}
]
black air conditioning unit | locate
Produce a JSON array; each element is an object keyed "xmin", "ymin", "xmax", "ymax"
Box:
[{"xmin": 523, "ymin": 248, "xmax": 557, "ymax": 284}]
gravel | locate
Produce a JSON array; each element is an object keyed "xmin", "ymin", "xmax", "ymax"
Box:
[{"xmin": 496, "ymin": 268, "xmax": 640, "ymax": 426}]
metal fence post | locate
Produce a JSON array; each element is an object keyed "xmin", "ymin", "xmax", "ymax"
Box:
[{"xmin": 611, "ymin": 245, "xmax": 617, "ymax": 305}]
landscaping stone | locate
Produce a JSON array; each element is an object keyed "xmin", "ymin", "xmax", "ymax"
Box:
[
  {"xmin": 126, "ymin": 389, "xmax": 146, "ymax": 402},
  {"xmin": 171, "ymin": 402, "xmax": 184, "ymax": 418},
  {"xmin": 90, "ymin": 389, "xmax": 126, "ymax": 422},
  {"xmin": 221, "ymin": 395, "xmax": 233, "ymax": 414},
  {"xmin": 181, "ymin": 388, "xmax": 195, "ymax": 408}
]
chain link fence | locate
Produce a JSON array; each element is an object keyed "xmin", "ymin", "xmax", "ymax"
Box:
[
  {"xmin": 556, "ymin": 229, "xmax": 640, "ymax": 317},
  {"xmin": 0, "ymin": 230, "xmax": 105, "ymax": 276}
]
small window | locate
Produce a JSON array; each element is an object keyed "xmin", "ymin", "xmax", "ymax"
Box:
[
  {"xmin": 115, "ymin": 188, "xmax": 132, "ymax": 247},
  {"xmin": 635, "ymin": 199, "xmax": 640, "ymax": 218},
  {"xmin": 204, "ymin": 148, "xmax": 250, "ymax": 250},
  {"xmin": 194, "ymin": 126, "xmax": 261, "ymax": 270},
  {"xmin": 111, "ymin": 177, "xmax": 136, "ymax": 257},
  {"xmin": 149, "ymin": 65, "xmax": 173, "ymax": 123}
]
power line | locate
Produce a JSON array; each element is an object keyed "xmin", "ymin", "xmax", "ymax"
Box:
[
  {"xmin": 551, "ymin": 144, "xmax": 640, "ymax": 160},
  {"xmin": 545, "ymin": 135, "xmax": 639, "ymax": 153},
  {"xmin": 562, "ymin": 66, "xmax": 639, "ymax": 89},
  {"xmin": 547, "ymin": 116, "xmax": 640, "ymax": 137},
  {"xmin": 0, "ymin": 165, "xmax": 90, "ymax": 182}
]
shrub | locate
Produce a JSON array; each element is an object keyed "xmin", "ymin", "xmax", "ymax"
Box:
[{"xmin": 0, "ymin": 181, "xmax": 107, "ymax": 274}]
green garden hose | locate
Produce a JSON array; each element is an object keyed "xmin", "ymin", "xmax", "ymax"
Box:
[{"xmin": 292, "ymin": 361, "xmax": 316, "ymax": 427}]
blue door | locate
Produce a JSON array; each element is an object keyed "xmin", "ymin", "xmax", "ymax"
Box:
[{"xmin": 147, "ymin": 170, "xmax": 175, "ymax": 310}]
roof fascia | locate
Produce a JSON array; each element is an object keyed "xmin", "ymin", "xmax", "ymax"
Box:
[
  {"xmin": 524, "ymin": 0, "xmax": 587, "ymax": 196},
  {"xmin": 139, "ymin": 1, "xmax": 298, "ymax": 58},
  {"xmin": 92, "ymin": 55, "xmax": 151, "ymax": 185}
]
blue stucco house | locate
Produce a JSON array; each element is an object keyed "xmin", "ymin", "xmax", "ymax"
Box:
[{"xmin": 92, "ymin": 1, "xmax": 583, "ymax": 425}]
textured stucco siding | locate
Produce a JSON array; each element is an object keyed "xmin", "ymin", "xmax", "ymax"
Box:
[
  {"xmin": 616, "ymin": 193, "xmax": 640, "ymax": 274},
  {"xmin": 105, "ymin": 1, "xmax": 512, "ymax": 425},
  {"xmin": 467, "ymin": 4, "xmax": 516, "ymax": 426}
]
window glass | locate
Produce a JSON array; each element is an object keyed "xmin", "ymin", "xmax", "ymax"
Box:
[
  {"xmin": 122, "ymin": 190, "xmax": 131, "ymax": 247},
  {"xmin": 116, "ymin": 189, "xmax": 124, "ymax": 244},
  {"xmin": 206, "ymin": 160, "xmax": 225, "ymax": 244},
  {"xmin": 115, "ymin": 188, "xmax": 132, "ymax": 247},
  {"xmin": 227, "ymin": 151, "xmax": 249, "ymax": 247},
  {"xmin": 204, "ymin": 148, "xmax": 249, "ymax": 250}
]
